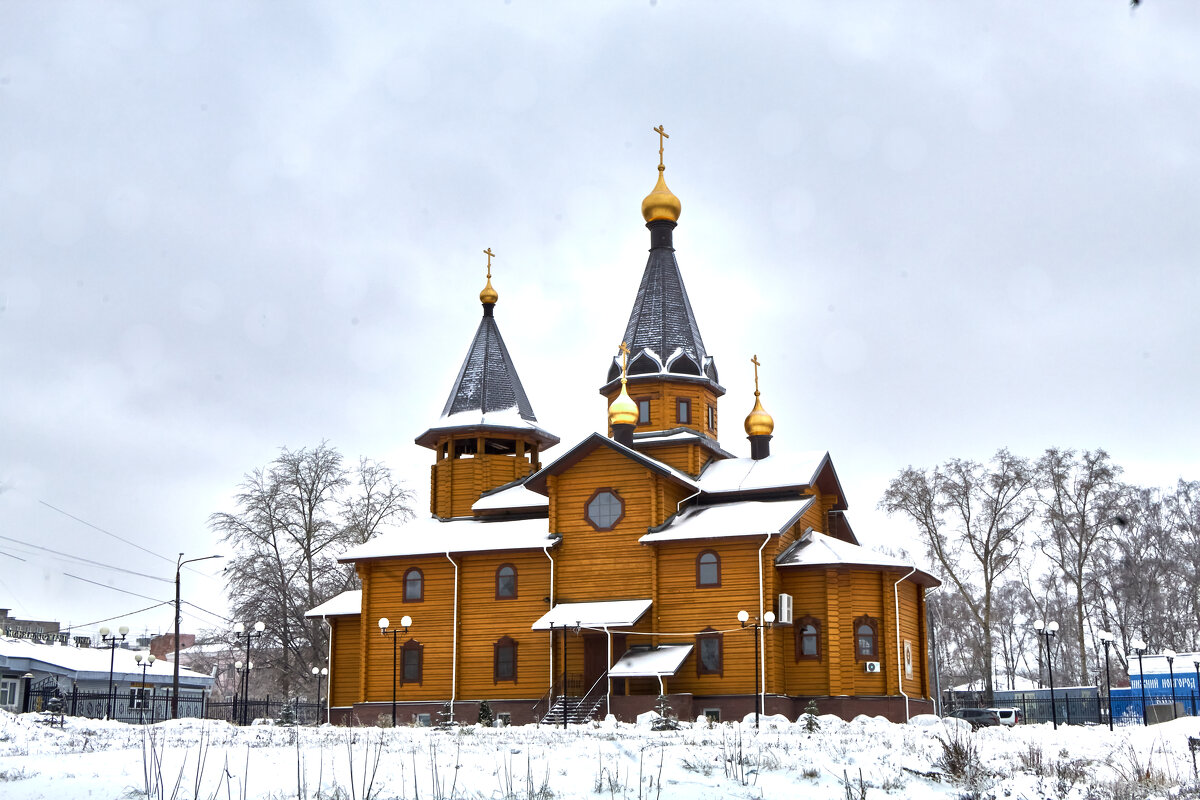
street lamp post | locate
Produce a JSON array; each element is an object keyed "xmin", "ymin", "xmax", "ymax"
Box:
[
  {"xmin": 173, "ymin": 553, "xmax": 223, "ymax": 719},
  {"xmin": 134, "ymin": 653, "xmax": 156, "ymax": 724},
  {"xmin": 99, "ymin": 625, "xmax": 129, "ymax": 720},
  {"xmin": 311, "ymin": 666, "xmax": 328, "ymax": 725},
  {"xmin": 378, "ymin": 616, "xmax": 411, "ymax": 727},
  {"xmin": 234, "ymin": 660, "xmax": 252, "ymax": 723},
  {"xmin": 1164, "ymin": 649, "xmax": 1178, "ymax": 720},
  {"xmin": 1033, "ymin": 620, "xmax": 1059, "ymax": 729},
  {"xmin": 738, "ymin": 609, "xmax": 776, "ymax": 729},
  {"xmin": 1193, "ymin": 660, "xmax": 1199, "ymax": 716},
  {"xmin": 1131, "ymin": 639, "xmax": 1149, "ymax": 726},
  {"xmin": 234, "ymin": 621, "xmax": 265, "ymax": 725},
  {"xmin": 1098, "ymin": 632, "xmax": 1115, "ymax": 731}
]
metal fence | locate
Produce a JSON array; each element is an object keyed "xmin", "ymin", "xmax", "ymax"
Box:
[
  {"xmin": 947, "ymin": 692, "xmax": 1200, "ymax": 726},
  {"xmin": 29, "ymin": 686, "xmax": 324, "ymax": 726}
]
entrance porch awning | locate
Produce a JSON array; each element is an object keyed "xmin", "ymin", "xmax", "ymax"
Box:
[
  {"xmin": 608, "ymin": 645, "xmax": 694, "ymax": 678},
  {"xmin": 530, "ymin": 600, "xmax": 652, "ymax": 631}
]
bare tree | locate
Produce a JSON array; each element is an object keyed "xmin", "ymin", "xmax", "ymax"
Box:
[
  {"xmin": 211, "ymin": 442, "xmax": 413, "ymax": 697},
  {"xmin": 1165, "ymin": 480, "xmax": 1200, "ymax": 646},
  {"xmin": 1034, "ymin": 448, "xmax": 1125, "ymax": 685},
  {"xmin": 880, "ymin": 448, "xmax": 1036, "ymax": 701}
]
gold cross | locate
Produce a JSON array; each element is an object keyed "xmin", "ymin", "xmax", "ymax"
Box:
[
  {"xmin": 483, "ymin": 247, "xmax": 495, "ymax": 278},
  {"xmin": 654, "ymin": 125, "xmax": 669, "ymax": 168},
  {"xmin": 751, "ymin": 354, "xmax": 761, "ymax": 394},
  {"xmin": 619, "ymin": 341, "xmax": 631, "ymax": 377}
]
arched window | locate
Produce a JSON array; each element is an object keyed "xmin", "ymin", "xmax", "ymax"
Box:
[
  {"xmin": 496, "ymin": 564, "xmax": 517, "ymax": 600},
  {"xmin": 494, "ymin": 636, "xmax": 518, "ymax": 682},
  {"xmin": 585, "ymin": 489, "xmax": 624, "ymax": 531},
  {"xmin": 854, "ymin": 615, "xmax": 879, "ymax": 661},
  {"xmin": 696, "ymin": 627, "xmax": 723, "ymax": 676},
  {"xmin": 696, "ymin": 551, "xmax": 720, "ymax": 587},
  {"xmin": 795, "ymin": 616, "xmax": 821, "ymax": 661},
  {"xmin": 401, "ymin": 639, "xmax": 423, "ymax": 684},
  {"xmin": 403, "ymin": 568, "xmax": 424, "ymax": 602}
]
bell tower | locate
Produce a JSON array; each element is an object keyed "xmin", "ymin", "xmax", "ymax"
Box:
[{"xmin": 415, "ymin": 250, "xmax": 559, "ymax": 518}]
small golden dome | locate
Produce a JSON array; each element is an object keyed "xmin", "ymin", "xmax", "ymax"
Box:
[
  {"xmin": 641, "ymin": 165, "xmax": 681, "ymax": 223},
  {"xmin": 480, "ymin": 276, "xmax": 498, "ymax": 305},
  {"xmin": 744, "ymin": 392, "xmax": 774, "ymax": 437},
  {"xmin": 609, "ymin": 381, "xmax": 639, "ymax": 427}
]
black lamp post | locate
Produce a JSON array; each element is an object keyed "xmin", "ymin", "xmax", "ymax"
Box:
[
  {"xmin": 311, "ymin": 666, "xmax": 328, "ymax": 725},
  {"xmin": 1164, "ymin": 649, "xmax": 1178, "ymax": 720},
  {"xmin": 99, "ymin": 625, "xmax": 129, "ymax": 720},
  {"xmin": 234, "ymin": 660, "xmax": 252, "ymax": 723},
  {"xmin": 738, "ymin": 608, "xmax": 776, "ymax": 729},
  {"xmin": 234, "ymin": 621, "xmax": 265, "ymax": 725},
  {"xmin": 1193, "ymin": 659, "xmax": 1199, "ymax": 717},
  {"xmin": 1033, "ymin": 620, "xmax": 1059, "ymax": 729},
  {"xmin": 378, "ymin": 615, "xmax": 411, "ymax": 727},
  {"xmin": 134, "ymin": 653, "xmax": 155, "ymax": 724},
  {"xmin": 1131, "ymin": 639, "xmax": 1148, "ymax": 726},
  {"xmin": 173, "ymin": 553, "xmax": 222, "ymax": 719},
  {"xmin": 1098, "ymin": 631, "xmax": 1115, "ymax": 731}
]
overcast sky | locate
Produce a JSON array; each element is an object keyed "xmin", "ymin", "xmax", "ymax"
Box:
[{"xmin": 3, "ymin": 2, "xmax": 1199, "ymax": 642}]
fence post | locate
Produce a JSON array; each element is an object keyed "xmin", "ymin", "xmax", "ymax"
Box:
[{"xmin": 70, "ymin": 685, "xmax": 77, "ymax": 716}]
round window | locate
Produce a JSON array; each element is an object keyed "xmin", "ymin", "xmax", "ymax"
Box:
[{"xmin": 586, "ymin": 490, "xmax": 623, "ymax": 529}]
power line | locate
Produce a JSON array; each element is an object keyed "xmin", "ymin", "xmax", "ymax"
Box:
[
  {"xmin": 0, "ymin": 549, "xmax": 27, "ymax": 561},
  {"xmin": 39, "ymin": 499, "xmax": 176, "ymax": 565},
  {"xmin": 0, "ymin": 534, "xmax": 173, "ymax": 584},
  {"xmin": 63, "ymin": 573, "xmax": 166, "ymax": 603},
  {"xmin": 183, "ymin": 600, "xmax": 233, "ymax": 624},
  {"xmin": 59, "ymin": 602, "xmax": 173, "ymax": 634}
]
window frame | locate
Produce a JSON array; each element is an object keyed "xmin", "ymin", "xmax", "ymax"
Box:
[
  {"xmin": 677, "ymin": 398, "xmax": 691, "ymax": 424},
  {"xmin": 403, "ymin": 567, "xmax": 424, "ymax": 603},
  {"xmin": 695, "ymin": 627, "xmax": 723, "ymax": 677},
  {"xmin": 853, "ymin": 615, "xmax": 880, "ymax": 661},
  {"xmin": 695, "ymin": 550, "xmax": 721, "ymax": 588},
  {"xmin": 495, "ymin": 563, "xmax": 518, "ymax": 600},
  {"xmin": 401, "ymin": 638, "xmax": 424, "ymax": 684},
  {"xmin": 795, "ymin": 616, "xmax": 821, "ymax": 662},
  {"xmin": 0, "ymin": 679, "xmax": 18, "ymax": 709},
  {"xmin": 583, "ymin": 488, "xmax": 625, "ymax": 531},
  {"xmin": 636, "ymin": 398, "xmax": 651, "ymax": 426},
  {"xmin": 493, "ymin": 635, "xmax": 518, "ymax": 683},
  {"xmin": 707, "ymin": 404, "xmax": 716, "ymax": 431}
]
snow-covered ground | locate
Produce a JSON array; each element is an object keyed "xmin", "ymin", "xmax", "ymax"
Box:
[{"xmin": 1, "ymin": 709, "xmax": 1197, "ymax": 799}]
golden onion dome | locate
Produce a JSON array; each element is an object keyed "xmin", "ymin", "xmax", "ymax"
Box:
[
  {"xmin": 641, "ymin": 165, "xmax": 681, "ymax": 223},
  {"xmin": 744, "ymin": 392, "xmax": 775, "ymax": 437},
  {"xmin": 609, "ymin": 381, "xmax": 639, "ymax": 427},
  {"xmin": 479, "ymin": 275, "xmax": 498, "ymax": 305}
]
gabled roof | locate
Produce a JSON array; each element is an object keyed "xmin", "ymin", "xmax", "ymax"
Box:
[
  {"xmin": 696, "ymin": 451, "xmax": 848, "ymax": 510},
  {"xmin": 639, "ymin": 497, "xmax": 814, "ymax": 544},
  {"xmin": 416, "ymin": 310, "xmax": 559, "ymax": 449},
  {"xmin": 775, "ymin": 530, "xmax": 940, "ymax": 587},
  {"xmin": 523, "ymin": 432, "xmax": 700, "ymax": 494},
  {"xmin": 339, "ymin": 516, "xmax": 558, "ymax": 561}
]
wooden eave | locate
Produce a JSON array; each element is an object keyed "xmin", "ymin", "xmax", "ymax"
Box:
[
  {"xmin": 414, "ymin": 422, "xmax": 561, "ymax": 450},
  {"xmin": 775, "ymin": 561, "xmax": 942, "ymax": 588},
  {"xmin": 524, "ymin": 432, "xmax": 699, "ymax": 495},
  {"xmin": 597, "ymin": 372, "xmax": 726, "ymax": 398}
]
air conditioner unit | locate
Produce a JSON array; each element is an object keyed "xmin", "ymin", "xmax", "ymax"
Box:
[
  {"xmin": 864, "ymin": 661, "xmax": 881, "ymax": 673},
  {"xmin": 776, "ymin": 593, "xmax": 793, "ymax": 625}
]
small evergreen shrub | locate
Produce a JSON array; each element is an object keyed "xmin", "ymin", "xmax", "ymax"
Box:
[{"xmin": 478, "ymin": 700, "xmax": 494, "ymax": 727}]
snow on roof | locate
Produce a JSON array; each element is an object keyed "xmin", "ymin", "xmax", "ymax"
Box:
[
  {"xmin": 472, "ymin": 482, "xmax": 549, "ymax": 511},
  {"xmin": 531, "ymin": 600, "xmax": 652, "ymax": 630},
  {"xmin": 0, "ymin": 637, "xmax": 212, "ymax": 684},
  {"xmin": 775, "ymin": 529, "xmax": 923, "ymax": 573},
  {"xmin": 417, "ymin": 406, "xmax": 560, "ymax": 448},
  {"xmin": 639, "ymin": 497, "xmax": 814, "ymax": 544},
  {"xmin": 951, "ymin": 675, "xmax": 1044, "ymax": 692},
  {"xmin": 340, "ymin": 516, "xmax": 556, "ymax": 561},
  {"xmin": 305, "ymin": 590, "xmax": 362, "ymax": 618},
  {"xmin": 608, "ymin": 645, "xmax": 694, "ymax": 677},
  {"xmin": 696, "ymin": 451, "xmax": 829, "ymax": 493},
  {"xmin": 1127, "ymin": 653, "xmax": 1200, "ymax": 676},
  {"xmin": 535, "ymin": 432, "xmax": 699, "ymax": 490}
]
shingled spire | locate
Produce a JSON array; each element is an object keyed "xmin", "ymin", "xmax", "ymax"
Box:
[{"xmin": 416, "ymin": 252, "xmax": 558, "ymax": 506}]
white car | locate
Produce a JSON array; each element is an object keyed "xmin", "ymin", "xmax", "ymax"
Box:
[{"xmin": 988, "ymin": 707, "xmax": 1021, "ymax": 726}]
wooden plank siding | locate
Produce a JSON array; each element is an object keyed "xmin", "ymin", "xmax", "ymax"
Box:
[
  {"xmin": 455, "ymin": 550, "xmax": 551, "ymax": 699},
  {"xmin": 604, "ymin": 379, "xmax": 720, "ymax": 441},
  {"xmin": 329, "ymin": 616, "xmax": 361, "ymax": 708},
  {"xmin": 777, "ymin": 567, "xmax": 928, "ymax": 699}
]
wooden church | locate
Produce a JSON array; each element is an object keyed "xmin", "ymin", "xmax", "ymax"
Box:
[{"xmin": 307, "ymin": 132, "xmax": 940, "ymax": 726}]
